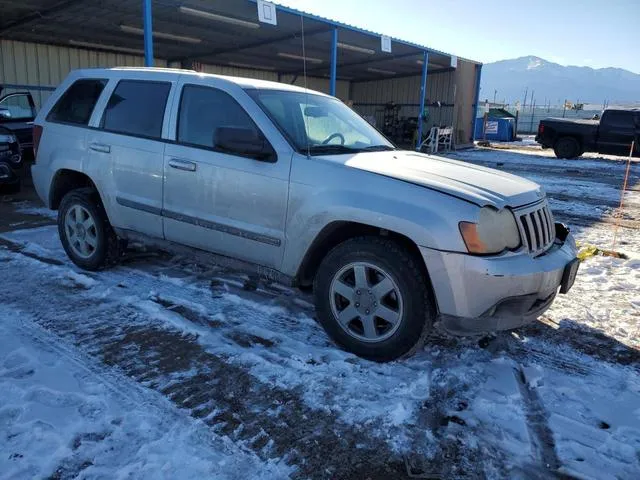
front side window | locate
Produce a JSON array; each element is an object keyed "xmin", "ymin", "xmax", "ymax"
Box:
[
  {"xmin": 249, "ymin": 89, "xmax": 394, "ymax": 155},
  {"xmin": 0, "ymin": 94, "xmax": 35, "ymax": 121},
  {"xmin": 177, "ymin": 84, "xmax": 263, "ymax": 151},
  {"xmin": 46, "ymin": 79, "xmax": 106, "ymax": 125},
  {"xmin": 101, "ymin": 80, "xmax": 171, "ymax": 138}
]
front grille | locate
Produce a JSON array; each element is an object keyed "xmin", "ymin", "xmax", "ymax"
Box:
[{"xmin": 516, "ymin": 201, "xmax": 555, "ymax": 255}]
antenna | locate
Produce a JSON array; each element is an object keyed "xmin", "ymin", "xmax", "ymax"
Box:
[{"xmin": 299, "ymin": 14, "xmax": 310, "ymax": 157}]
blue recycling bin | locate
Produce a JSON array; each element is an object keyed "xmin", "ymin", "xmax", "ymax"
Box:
[{"xmin": 474, "ymin": 117, "xmax": 515, "ymax": 141}]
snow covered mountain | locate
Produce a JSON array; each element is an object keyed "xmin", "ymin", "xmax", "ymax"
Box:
[{"xmin": 481, "ymin": 56, "xmax": 640, "ymax": 105}]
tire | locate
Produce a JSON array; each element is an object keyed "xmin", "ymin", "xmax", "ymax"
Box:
[
  {"xmin": 58, "ymin": 188, "xmax": 122, "ymax": 271},
  {"xmin": 314, "ymin": 236, "xmax": 436, "ymax": 362},
  {"xmin": 554, "ymin": 137, "xmax": 580, "ymax": 159}
]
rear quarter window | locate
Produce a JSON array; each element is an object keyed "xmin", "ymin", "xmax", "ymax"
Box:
[
  {"xmin": 101, "ymin": 80, "xmax": 171, "ymax": 139},
  {"xmin": 46, "ymin": 79, "xmax": 107, "ymax": 125}
]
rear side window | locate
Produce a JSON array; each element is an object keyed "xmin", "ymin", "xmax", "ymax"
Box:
[
  {"xmin": 177, "ymin": 85, "xmax": 262, "ymax": 150},
  {"xmin": 46, "ymin": 79, "xmax": 106, "ymax": 125},
  {"xmin": 604, "ymin": 110, "xmax": 633, "ymax": 128},
  {"xmin": 101, "ymin": 80, "xmax": 171, "ymax": 139}
]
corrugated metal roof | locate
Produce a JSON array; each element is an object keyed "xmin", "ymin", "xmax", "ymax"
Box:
[{"xmin": 0, "ymin": 0, "xmax": 480, "ymax": 83}]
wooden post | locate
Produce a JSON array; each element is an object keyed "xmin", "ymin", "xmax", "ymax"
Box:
[
  {"xmin": 612, "ymin": 140, "xmax": 635, "ymax": 250},
  {"xmin": 483, "ymin": 111, "xmax": 488, "ymax": 141}
]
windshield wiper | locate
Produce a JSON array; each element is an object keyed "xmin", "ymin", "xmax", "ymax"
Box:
[
  {"xmin": 305, "ymin": 144, "xmax": 395, "ymax": 155},
  {"xmin": 306, "ymin": 144, "xmax": 360, "ymax": 155},
  {"xmin": 359, "ymin": 145, "xmax": 396, "ymax": 152}
]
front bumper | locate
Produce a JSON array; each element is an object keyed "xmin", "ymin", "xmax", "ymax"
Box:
[
  {"xmin": 0, "ymin": 142, "xmax": 22, "ymax": 168},
  {"xmin": 420, "ymin": 224, "xmax": 578, "ymax": 335}
]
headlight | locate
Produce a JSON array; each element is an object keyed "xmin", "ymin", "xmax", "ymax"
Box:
[
  {"xmin": 0, "ymin": 133, "xmax": 17, "ymax": 144},
  {"xmin": 459, "ymin": 207, "xmax": 521, "ymax": 254}
]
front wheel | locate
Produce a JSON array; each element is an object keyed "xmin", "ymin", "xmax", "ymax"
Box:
[{"xmin": 314, "ymin": 237, "xmax": 435, "ymax": 362}]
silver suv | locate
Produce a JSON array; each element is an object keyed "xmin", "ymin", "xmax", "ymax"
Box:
[{"xmin": 32, "ymin": 68, "xmax": 579, "ymax": 361}]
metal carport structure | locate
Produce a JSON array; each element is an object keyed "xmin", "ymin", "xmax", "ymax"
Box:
[{"xmin": 0, "ymin": 0, "xmax": 482, "ymax": 147}]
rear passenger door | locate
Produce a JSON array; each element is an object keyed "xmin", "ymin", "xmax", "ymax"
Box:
[
  {"xmin": 86, "ymin": 76, "xmax": 177, "ymax": 239},
  {"xmin": 163, "ymin": 79, "xmax": 292, "ymax": 269},
  {"xmin": 598, "ymin": 110, "xmax": 636, "ymax": 155}
]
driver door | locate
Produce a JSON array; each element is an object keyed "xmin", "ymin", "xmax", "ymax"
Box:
[
  {"xmin": 0, "ymin": 91, "xmax": 36, "ymax": 153},
  {"xmin": 163, "ymin": 78, "xmax": 293, "ymax": 269}
]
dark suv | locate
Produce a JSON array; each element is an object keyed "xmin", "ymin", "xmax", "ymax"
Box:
[{"xmin": 0, "ymin": 90, "xmax": 37, "ymax": 193}]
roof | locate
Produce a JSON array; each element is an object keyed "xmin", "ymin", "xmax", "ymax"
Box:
[
  {"xmin": 79, "ymin": 67, "xmax": 333, "ymax": 95},
  {"xmin": 0, "ymin": 0, "xmax": 479, "ymax": 82}
]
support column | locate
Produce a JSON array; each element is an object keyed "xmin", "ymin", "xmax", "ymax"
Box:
[
  {"xmin": 471, "ymin": 64, "xmax": 483, "ymax": 141},
  {"xmin": 415, "ymin": 50, "xmax": 429, "ymax": 150},
  {"xmin": 329, "ymin": 28, "xmax": 338, "ymax": 96},
  {"xmin": 143, "ymin": 0, "xmax": 154, "ymax": 67}
]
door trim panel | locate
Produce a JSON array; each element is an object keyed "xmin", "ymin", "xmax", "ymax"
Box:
[
  {"xmin": 163, "ymin": 209, "xmax": 282, "ymax": 246},
  {"xmin": 116, "ymin": 196, "xmax": 163, "ymax": 216},
  {"xmin": 116, "ymin": 196, "xmax": 281, "ymax": 247}
]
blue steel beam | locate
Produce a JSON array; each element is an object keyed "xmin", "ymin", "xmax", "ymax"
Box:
[
  {"xmin": 143, "ymin": 0, "xmax": 154, "ymax": 67},
  {"xmin": 329, "ymin": 28, "xmax": 338, "ymax": 96},
  {"xmin": 471, "ymin": 64, "xmax": 483, "ymax": 141},
  {"xmin": 415, "ymin": 51, "xmax": 429, "ymax": 150}
]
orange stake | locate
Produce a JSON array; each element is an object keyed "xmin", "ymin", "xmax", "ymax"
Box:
[{"xmin": 612, "ymin": 141, "xmax": 635, "ymax": 250}]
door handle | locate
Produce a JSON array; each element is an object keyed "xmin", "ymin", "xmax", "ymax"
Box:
[
  {"xmin": 168, "ymin": 158, "xmax": 197, "ymax": 172},
  {"xmin": 89, "ymin": 143, "xmax": 111, "ymax": 154}
]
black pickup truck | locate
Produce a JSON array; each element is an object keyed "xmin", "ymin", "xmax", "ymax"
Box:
[{"xmin": 536, "ymin": 108, "xmax": 640, "ymax": 159}]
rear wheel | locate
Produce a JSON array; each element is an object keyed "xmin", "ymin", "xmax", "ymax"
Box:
[
  {"xmin": 58, "ymin": 188, "xmax": 122, "ymax": 270},
  {"xmin": 314, "ymin": 237, "xmax": 435, "ymax": 361},
  {"xmin": 554, "ymin": 137, "xmax": 580, "ymax": 159}
]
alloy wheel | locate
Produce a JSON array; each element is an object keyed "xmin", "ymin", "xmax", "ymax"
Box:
[{"xmin": 329, "ymin": 262, "xmax": 404, "ymax": 343}]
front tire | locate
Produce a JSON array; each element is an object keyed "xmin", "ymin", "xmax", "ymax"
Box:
[
  {"xmin": 314, "ymin": 237, "xmax": 435, "ymax": 362},
  {"xmin": 554, "ymin": 137, "xmax": 580, "ymax": 159},
  {"xmin": 58, "ymin": 188, "xmax": 121, "ymax": 271}
]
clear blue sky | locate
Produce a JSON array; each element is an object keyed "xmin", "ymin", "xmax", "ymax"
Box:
[{"xmin": 277, "ymin": 0, "xmax": 640, "ymax": 74}]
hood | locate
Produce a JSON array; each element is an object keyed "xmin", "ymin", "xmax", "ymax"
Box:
[{"xmin": 333, "ymin": 150, "xmax": 544, "ymax": 208}]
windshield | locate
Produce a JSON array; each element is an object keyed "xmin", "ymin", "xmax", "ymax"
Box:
[{"xmin": 248, "ymin": 89, "xmax": 394, "ymax": 155}]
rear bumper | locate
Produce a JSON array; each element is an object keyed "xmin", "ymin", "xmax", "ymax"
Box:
[
  {"xmin": 420, "ymin": 224, "xmax": 578, "ymax": 335},
  {"xmin": 534, "ymin": 135, "xmax": 553, "ymax": 148}
]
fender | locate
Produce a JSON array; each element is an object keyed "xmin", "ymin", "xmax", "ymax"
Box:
[{"xmin": 280, "ymin": 163, "xmax": 479, "ymax": 277}]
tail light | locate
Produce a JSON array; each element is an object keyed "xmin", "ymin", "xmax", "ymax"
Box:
[
  {"xmin": 33, "ymin": 125, "xmax": 43, "ymax": 161},
  {"xmin": 538, "ymin": 124, "xmax": 545, "ymax": 135}
]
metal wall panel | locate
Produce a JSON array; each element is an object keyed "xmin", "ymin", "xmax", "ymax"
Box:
[
  {"xmin": 0, "ymin": 39, "xmax": 167, "ymax": 108},
  {"xmin": 279, "ymin": 74, "xmax": 350, "ymax": 100},
  {"xmin": 350, "ymin": 61, "xmax": 477, "ymax": 144},
  {"xmin": 452, "ymin": 59, "xmax": 478, "ymax": 144},
  {"xmin": 196, "ymin": 63, "xmax": 279, "ymax": 81}
]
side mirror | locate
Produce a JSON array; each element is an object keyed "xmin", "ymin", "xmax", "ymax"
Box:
[
  {"xmin": 214, "ymin": 126, "xmax": 275, "ymax": 162},
  {"xmin": 0, "ymin": 108, "xmax": 11, "ymax": 120}
]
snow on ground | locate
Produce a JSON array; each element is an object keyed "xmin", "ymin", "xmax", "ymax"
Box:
[
  {"xmin": 0, "ymin": 306, "xmax": 291, "ymax": 479},
  {"xmin": 12, "ymin": 201, "xmax": 58, "ymax": 219},
  {"xmin": 1, "ymin": 147, "xmax": 640, "ymax": 478}
]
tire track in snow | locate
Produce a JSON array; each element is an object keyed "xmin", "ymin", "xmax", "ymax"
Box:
[
  {"xmin": 513, "ymin": 365, "xmax": 561, "ymax": 475},
  {"xmin": 0, "ymin": 245, "xmax": 419, "ymax": 479}
]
